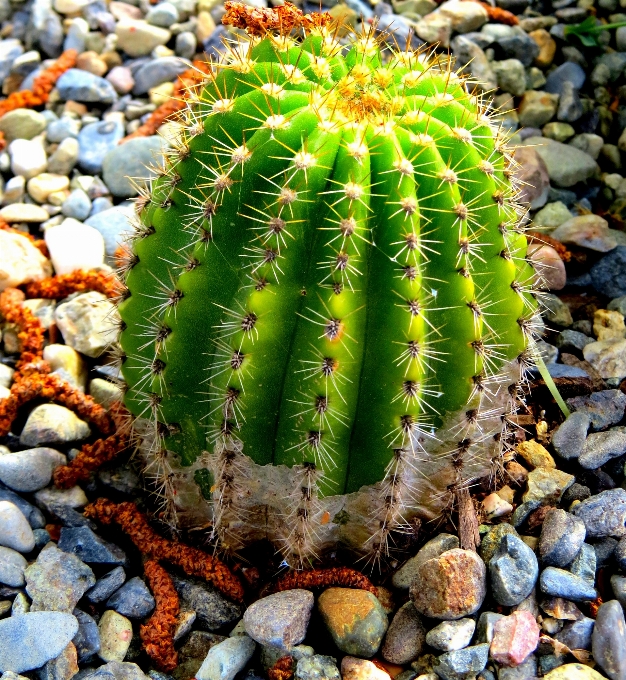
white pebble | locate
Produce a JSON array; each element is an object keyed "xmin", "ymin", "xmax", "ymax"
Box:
[
  {"xmin": 9, "ymin": 137, "xmax": 47, "ymax": 179},
  {"xmin": 27, "ymin": 173, "xmax": 70, "ymax": 204},
  {"xmin": 0, "ymin": 203, "xmax": 50, "ymax": 223},
  {"xmin": 44, "ymin": 218, "xmax": 105, "ymax": 275},
  {"xmin": 0, "ymin": 230, "xmax": 52, "ymax": 291},
  {"xmin": 0, "ymin": 501, "xmax": 35, "ymax": 553}
]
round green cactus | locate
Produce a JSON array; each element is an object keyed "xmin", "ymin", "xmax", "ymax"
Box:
[{"xmin": 117, "ymin": 15, "xmax": 540, "ymax": 562}]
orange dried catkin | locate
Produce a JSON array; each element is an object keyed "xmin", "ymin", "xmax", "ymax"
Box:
[
  {"xmin": 140, "ymin": 560, "xmax": 179, "ymax": 672},
  {"xmin": 270, "ymin": 567, "xmax": 378, "ymax": 595},
  {"xmin": 25, "ymin": 270, "xmax": 122, "ymax": 300},
  {"xmin": 222, "ymin": 0, "xmax": 332, "ymax": 36},
  {"xmin": 85, "ymin": 498, "xmax": 245, "ymax": 602}
]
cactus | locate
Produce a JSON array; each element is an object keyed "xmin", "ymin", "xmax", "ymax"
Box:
[{"xmin": 116, "ymin": 10, "xmax": 541, "ymax": 564}]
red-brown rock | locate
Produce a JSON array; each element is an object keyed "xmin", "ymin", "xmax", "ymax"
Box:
[{"xmin": 490, "ymin": 610, "xmax": 540, "ymax": 666}]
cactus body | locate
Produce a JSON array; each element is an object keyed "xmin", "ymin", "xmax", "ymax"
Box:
[{"xmin": 118, "ymin": 22, "xmax": 540, "ymax": 562}]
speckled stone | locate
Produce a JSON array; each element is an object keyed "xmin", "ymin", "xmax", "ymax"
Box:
[
  {"xmin": 0, "ymin": 501, "xmax": 35, "ymax": 553},
  {"xmin": 381, "ymin": 601, "xmax": 425, "ymax": 664},
  {"xmin": 98, "ymin": 610, "xmax": 133, "ymax": 662},
  {"xmin": 392, "ymin": 534, "xmax": 459, "ymax": 589},
  {"xmin": 489, "ymin": 534, "xmax": 538, "ymax": 606},
  {"xmin": 106, "ymin": 577, "xmax": 155, "ymax": 619},
  {"xmin": 172, "ymin": 575, "xmax": 242, "ymax": 631},
  {"xmin": 479, "ymin": 524, "xmax": 519, "ymax": 563},
  {"xmin": 432, "ymin": 644, "xmax": 490, "ymax": 680},
  {"xmin": 0, "ymin": 546, "xmax": 27, "ymax": 587},
  {"xmin": 195, "ymin": 635, "xmax": 256, "ymax": 680},
  {"xmin": 592, "ymin": 600, "xmax": 626, "ymax": 680},
  {"xmin": 571, "ymin": 488, "xmax": 626, "ymax": 538},
  {"xmin": 425, "ymin": 618, "xmax": 475, "ymax": 652},
  {"xmin": 410, "ymin": 549, "xmax": 486, "ymax": 620},
  {"xmin": 538, "ymin": 509, "xmax": 586, "ymax": 567},
  {"xmin": 317, "ymin": 588, "xmax": 388, "ymax": 658}
]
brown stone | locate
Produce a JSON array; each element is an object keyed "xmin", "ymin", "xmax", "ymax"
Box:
[
  {"xmin": 409, "ymin": 549, "xmax": 486, "ymax": 620},
  {"xmin": 529, "ymin": 29, "xmax": 556, "ymax": 68},
  {"xmin": 513, "ymin": 146, "xmax": 550, "ymax": 209}
]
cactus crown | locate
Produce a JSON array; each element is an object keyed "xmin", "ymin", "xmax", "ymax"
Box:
[{"xmin": 117, "ymin": 12, "xmax": 540, "ymax": 562}]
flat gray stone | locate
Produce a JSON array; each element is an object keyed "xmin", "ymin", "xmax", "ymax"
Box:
[
  {"xmin": 0, "ymin": 448, "xmax": 65, "ymax": 492},
  {"xmin": 0, "ymin": 546, "xmax": 27, "ymax": 587}
]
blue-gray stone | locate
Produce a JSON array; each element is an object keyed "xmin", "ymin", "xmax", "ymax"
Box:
[
  {"xmin": 489, "ymin": 534, "xmax": 538, "ymax": 606},
  {"xmin": 539, "ymin": 567, "xmax": 598, "ymax": 601},
  {"xmin": 86, "ymin": 566, "xmax": 126, "ymax": 604},
  {"xmin": 145, "ymin": 2, "xmax": 179, "ymax": 26},
  {"xmin": 591, "ymin": 246, "xmax": 626, "ymax": 298},
  {"xmin": 475, "ymin": 612, "xmax": 504, "ymax": 644},
  {"xmin": 611, "ymin": 575, "xmax": 626, "ymax": 609},
  {"xmin": 497, "ymin": 656, "xmax": 537, "ymax": 680},
  {"xmin": 58, "ymin": 526, "xmax": 127, "ymax": 566},
  {"xmin": 571, "ymin": 488, "xmax": 626, "ymax": 538},
  {"xmin": 63, "ymin": 19, "xmax": 88, "ymax": 52},
  {"xmin": 616, "ymin": 536, "xmax": 626, "ymax": 571},
  {"xmin": 544, "ymin": 61, "xmax": 586, "ymax": 95},
  {"xmin": 175, "ymin": 32, "xmax": 197, "ymax": 60},
  {"xmin": 62, "ymin": 189, "xmax": 92, "ymax": 221},
  {"xmin": 538, "ymin": 509, "xmax": 586, "ymax": 567},
  {"xmin": 555, "ymin": 616, "xmax": 594, "ymax": 650},
  {"xmin": 46, "ymin": 116, "xmax": 80, "ymax": 143},
  {"xmin": 196, "ymin": 636, "xmax": 256, "ymax": 680},
  {"xmin": 56, "ymin": 69, "xmax": 117, "ymax": 104},
  {"xmin": 557, "ymin": 81, "xmax": 583, "ymax": 123},
  {"xmin": 544, "ymin": 364, "xmax": 589, "ymax": 379},
  {"xmin": 592, "ymin": 600, "xmax": 626, "ymax": 680},
  {"xmin": 552, "ymin": 411, "xmax": 590, "ymax": 461},
  {"xmin": 579, "ymin": 427, "xmax": 626, "ymax": 470},
  {"xmin": 0, "ymin": 611, "xmax": 79, "ymax": 673},
  {"xmin": 511, "ymin": 500, "xmax": 542, "ymax": 529},
  {"xmin": 0, "ymin": 483, "xmax": 46, "ymax": 529},
  {"xmin": 556, "ymin": 330, "xmax": 594, "ymax": 353},
  {"xmin": 0, "ymin": 40, "xmax": 24, "ymax": 83},
  {"xmin": 85, "ymin": 204, "xmax": 133, "ymax": 256},
  {"xmin": 32, "ymin": 528, "xmax": 51, "ymax": 549},
  {"xmin": 132, "ymin": 57, "xmax": 190, "ymax": 95},
  {"xmin": 0, "ymin": 546, "xmax": 27, "ymax": 587},
  {"xmin": 47, "ymin": 503, "xmax": 96, "ymax": 529},
  {"xmin": 73, "ymin": 608, "xmax": 100, "ymax": 663},
  {"xmin": 496, "ymin": 33, "xmax": 539, "ymax": 66},
  {"xmin": 78, "ymin": 120, "xmax": 125, "ymax": 174},
  {"xmin": 566, "ymin": 390, "xmax": 626, "ymax": 431},
  {"xmin": 595, "ymin": 537, "xmax": 618, "ymax": 568},
  {"xmin": 172, "ymin": 575, "xmax": 242, "ymax": 631},
  {"xmin": 34, "ymin": 0, "xmax": 63, "ymax": 58},
  {"xmin": 597, "ymin": 52, "xmax": 626, "ymax": 81},
  {"xmin": 569, "ymin": 543, "xmax": 596, "ymax": 584},
  {"xmin": 432, "ymin": 644, "xmax": 489, "ymax": 680},
  {"xmin": 90, "ymin": 196, "xmax": 114, "ymax": 216},
  {"xmin": 102, "ymin": 136, "xmax": 169, "ymax": 198},
  {"xmin": 294, "ymin": 655, "xmax": 340, "ymax": 680},
  {"xmin": 106, "ymin": 576, "xmax": 155, "ymax": 619}
]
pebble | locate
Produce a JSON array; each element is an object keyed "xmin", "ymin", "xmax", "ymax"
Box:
[
  {"xmin": 479, "ymin": 523, "xmax": 518, "ymax": 563},
  {"xmin": 106, "ymin": 577, "xmax": 155, "ymax": 619},
  {"xmin": 475, "ymin": 611, "xmax": 505, "ymax": 644},
  {"xmin": 381, "ymin": 602, "xmax": 425, "ymax": 664},
  {"xmin": 295, "ymin": 655, "xmax": 340, "ymax": 680},
  {"xmin": 583, "ymin": 338, "xmax": 626, "ymax": 381},
  {"xmin": 98, "ymin": 610, "xmax": 133, "ymax": 662},
  {"xmin": 0, "ymin": 447, "xmax": 64, "ymax": 492},
  {"xmin": 489, "ymin": 533, "xmax": 538, "ymax": 606},
  {"xmin": 593, "ymin": 309, "xmax": 625, "ymax": 341},
  {"xmin": 340, "ymin": 657, "xmax": 389, "ymax": 680},
  {"xmin": 544, "ymin": 664, "xmax": 606, "ymax": 680},
  {"xmin": 579, "ymin": 427, "xmax": 626, "ymax": 469},
  {"xmin": 24, "ymin": 543, "xmax": 95, "ymax": 612},
  {"xmin": 174, "ymin": 630, "xmax": 226, "ymax": 679},
  {"xmin": 86, "ymin": 567, "xmax": 126, "ymax": 603},
  {"xmin": 318, "ymin": 588, "xmax": 388, "ymax": 658},
  {"xmin": 523, "ymin": 467, "xmax": 575, "ymax": 504},
  {"xmin": 195, "ymin": 635, "xmax": 256, "ymax": 680},
  {"xmin": 0, "ymin": 109, "xmax": 46, "ymax": 143},
  {"xmin": 552, "ymin": 215, "xmax": 617, "ymax": 252},
  {"xmin": 45, "ymin": 219, "xmax": 105, "ymax": 275},
  {"xmin": 611, "ymin": 574, "xmax": 626, "ymax": 608},
  {"xmin": 56, "ymin": 69, "xmax": 117, "ymax": 104},
  {"xmin": 78, "ymin": 120, "xmax": 125, "ymax": 174},
  {"xmin": 172, "ymin": 575, "xmax": 242, "ymax": 631},
  {"xmin": 539, "ymin": 567, "xmax": 598, "ymax": 601},
  {"xmin": 47, "ymin": 138, "xmax": 79, "ymax": 176},
  {"xmin": 542, "ymin": 293, "xmax": 573, "ymax": 327},
  {"xmin": 523, "ymin": 136, "xmax": 599, "ymax": 187},
  {"xmin": 516, "ymin": 440, "xmax": 555, "ymax": 469},
  {"xmin": 58, "ymin": 526, "xmax": 127, "ymax": 566},
  {"xmin": 62, "ymin": 189, "xmax": 91, "ymax": 221},
  {"xmin": 513, "ymin": 145, "xmax": 550, "ymax": 208},
  {"xmin": 19, "ymin": 404, "xmax": 90, "ymax": 446},
  {"xmin": 0, "ymin": 230, "xmax": 51, "ymax": 291},
  {"xmin": 8, "ymin": 138, "xmax": 47, "ymax": 179},
  {"xmin": 590, "ymin": 246, "xmax": 626, "ymax": 298},
  {"xmin": 592, "ymin": 600, "xmax": 626, "ymax": 680},
  {"xmin": 72, "ymin": 609, "xmax": 101, "ymax": 663},
  {"xmin": 572, "ymin": 488, "xmax": 626, "ymax": 539},
  {"xmin": 570, "ymin": 542, "xmax": 596, "ymax": 584},
  {"xmin": 106, "ymin": 66, "xmax": 134, "ymax": 95},
  {"xmin": 527, "ymin": 243, "xmax": 567, "ymax": 290},
  {"xmin": 0, "ymin": 546, "xmax": 27, "ymax": 587},
  {"xmin": 518, "ymin": 91, "xmax": 558, "ymax": 128},
  {"xmin": 27, "ymin": 173, "xmax": 69, "ymax": 204},
  {"xmin": 538, "ymin": 509, "xmax": 586, "ymax": 567},
  {"xmin": 89, "ymin": 378, "xmax": 123, "ymax": 409},
  {"xmin": 0, "ymin": 487, "xmax": 45, "ymax": 530},
  {"xmin": 432, "ymin": 644, "xmax": 489, "ymax": 680},
  {"xmin": 0, "ymin": 203, "xmax": 49, "ymax": 222},
  {"xmin": 34, "ymin": 485, "xmax": 88, "ymax": 511},
  {"xmin": 608, "ymin": 296, "xmax": 626, "ymax": 316},
  {"xmin": 555, "ymin": 616, "xmax": 595, "ymax": 650},
  {"xmin": 482, "ymin": 493, "xmax": 513, "ymax": 520},
  {"xmin": 490, "ymin": 610, "xmax": 540, "ymax": 667},
  {"xmin": 0, "ymin": 611, "xmax": 79, "ymax": 673},
  {"xmin": 85, "ymin": 204, "xmax": 134, "ymax": 256},
  {"xmin": 392, "ymin": 534, "xmax": 459, "ymax": 589},
  {"xmin": 425, "ymin": 618, "xmax": 475, "ymax": 652},
  {"xmin": 243, "ymin": 589, "xmax": 313, "ymax": 650},
  {"xmin": 132, "ymin": 57, "xmax": 189, "ymax": 95},
  {"xmin": 102, "ymin": 136, "xmax": 168, "ymax": 198},
  {"xmin": 410, "ymin": 549, "xmax": 486, "ymax": 620},
  {"xmin": 552, "ymin": 412, "xmax": 591, "ymax": 460},
  {"xmin": 55, "ymin": 291, "xmax": 119, "ymax": 357},
  {"xmin": 115, "ymin": 19, "xmax": 171, "ymax": 57},
  {"xmin": 567, "ymin": 390, "xmax": 626, "ymax": 430},
  {"xmin": 616, "ymin": 536, "xmax": 626, "ymax": 571},
  {"xmin": 556, "ymin": 329, "xmax": 595, "ymax": 353},
  {"xmin": 0, "ymin": 501, "xmax": 35, "ymax": 553}
]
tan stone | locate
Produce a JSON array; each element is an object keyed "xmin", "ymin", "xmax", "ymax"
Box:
[
  {"xmin": 27, "ymin": 173, "xmax": 70, "ymax": 203},
  {"xmin": 593, "ymin": 309, "xmax": 626, "ymax": 341},
  {"xmin": 529, "ymin": 29, "xmax": 556, "ymax": 68},
  {"xmin": 516, "ymin": 440, "xmax": 555, "ymax": 469},
  {"xmin": 0, "ymin": 230, "xmax": 52, "ymax": 291}
]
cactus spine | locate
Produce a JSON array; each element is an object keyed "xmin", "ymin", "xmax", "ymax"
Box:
[{"xmin": 117, "ymin": 17, "xmax": 541, "ymax": 563}]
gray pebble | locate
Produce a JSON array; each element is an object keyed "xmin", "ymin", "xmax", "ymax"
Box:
[
  {"xmin": 490, "ymin": 534, "xmax": 538, "ymax": 606},
  {"xmin": 616, "ymin": 536, "xmax": 626, "ymax": 570},
  {"xmin": 611, "ymin": 574, "xmax": 626, "ymax": 609},
  {"xmin": 102, "ymin": 136, "xmax": 169, "ymax": 198},
  {"xmin": 25, "ymin": 543, "xmax": 95, "ymax": 612},
  {"xmin": 572, "ymin": 488, "xmax": 626, "ymax": 538},
  {"xmin": 497, "ymin": 655, "xmax": 537, "ymax": 680},
  {"xmin": 132, "ymin": 57, "xmax": 189, "ymax": 95},
  {"xmin": 196, "ymin": 636, "xmax": 256, "ymax": 680},
  {"xmin": 85, "ymin": 204, "xmax": 133, "ymax": 256},
  {"xmin": 381, "ymin": 602, "xmax": 425, "ymax": 664},
  {"xmin": 0, "ymin": 501, "xmax": 35, "ymax": 553},
  {"xmin": 106, "ymin": 577, "xmax": 155, "ymax": 619},
  {"xmin": 0, "ymin": 611, "xmax": 79, "ymax": 673},
  {"xmin": 86, "ymin": 567, "xmax": 127, "ymax": 604},
  {"xmin": 538, "ymin": 509, "xmax": 586, "ymax": 567},
  {"xmin": 511, "ymin": 500, "xmax": 542, "ymax": 529},
  {"xmin": 294, "ymin": 655, "xmax": 340, "ymax": 680},
  {"xmin": 46, "ymin": 116, "xmax": 80, "ymax": 143},
  {"xmin": 579, "ymin": 427, "xmax": 626, "ymax": 469},
  {"xmin": 539, "ymin": 567, "xmax": 598, "ymax": 601},
  {"xmin": 243, "ymin": 589, "xmax": 313, "ymax": 650},
  {"xmin": 78, "ymin": 120, "xmax": 125, "ymax": 174},
  {"xmin": 58, "ymin": 526, "xmax": 127, "ymax": 566},
  {"xmin": 555, "ymin": 329, "xmax": 593, "ymax": 353},
  {"xmin": 73, "ymin": 608, "xmax": 101, "ymax": 663},
  {"xmin": 591, "ymin": 247, "xmax": 626, "ymax": 304},
  {"xmin": 145, "ymin": 2, "xmax": 179, "ymax": 26},
  {"xmin": 0, "ymin": 546, "xmax": 27, "ymax": 587},
  {"xmin": 552, "ymin": 412, "xmax": 590, "ymax": 460},
  {"xmin": 0, "ymin": 448, "xmax": 64, "ymax": 492},
  {"xmin": 56, "ymin": 68, "xmax": 117, "ymax": 104},
  {"xmin": 172, "ymin": 575, "xmax": 242, "ymax": 631},
  {"xmin": 544, "ymin": 60, "xmax": 586, "ymax": 95},
  {"xmin": 392, "ymin": 533, "xmax": 459, "ymax": 589},
  {"xmin": 19, "ymin": 404, "xmax": 90, "ymax": 447},
  {"xmin": 62, "ymin": 189, "xmax": 91, "ymax": 221},
  {"xmin": 475, "ymin": 611, "xmax": 504, "ymax": 644},
  {"xmin": 592, "ymin": 600, "xmax": 626, "ymax": 680},
  {"xmin": 569, "ymin": 543, "xmax": 596, "ymax": 583},
  {"xmin": 175, "ymin": 31, "xmax": 196, "ymax": 59},
  {"xmin": 555, "ymin": 616, "xmax": 595, "ymax": 650},
  {"xmin": 432, "ymin": 643, "xmax": 489, "ymax": 680},
  {"xmin": 425, "ymin": 618, "xmax": 475, "ymax": 652}
]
